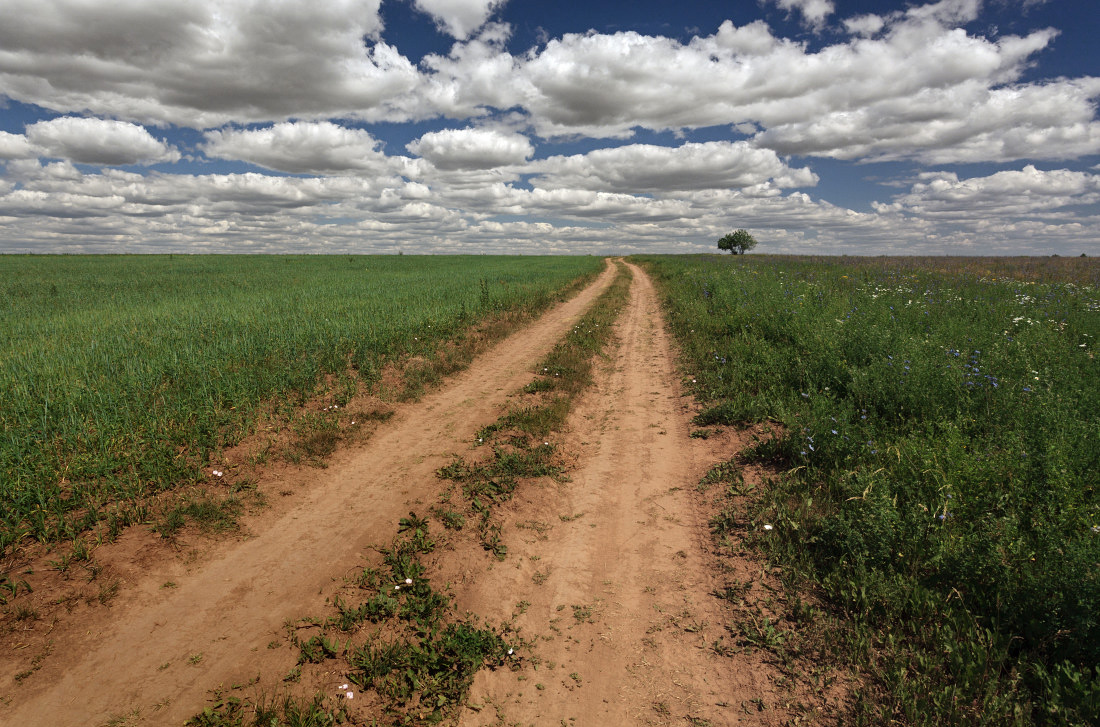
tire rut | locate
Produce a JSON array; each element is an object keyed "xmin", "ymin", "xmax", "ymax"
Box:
[{"xmin": 5, "ymin": 262, "xmax": 618, "ymax": 727}]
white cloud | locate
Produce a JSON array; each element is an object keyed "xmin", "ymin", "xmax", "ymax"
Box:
[
  {"xmin": 202, "ymin": 121, "xmax": 410, "ymax": 175},
  {"xmin": 407, "ymin": 128, "xmax": 533, "ymax": 170},
  {"xmin": 413, "ymin": 0, "xmax": 507, "ymax": 40},
  {"xmin": 756, "ymin": 77, "xmax": 1100, "ymax": 163},
  {"xmin": 0, "ymin": 131, "xmax": 36, "ymax": 160},
  {"xmin": 427, "ymin": 10, "xmax": 1074, "ymax": 168},
  {"xmin": 843, "ymin": 14, "xmax": 885, "ymax": 37},
  {"xmin": 0, "ymin": 0, "xmax": 418, "ymax": 127},
  {"xmin": 770, "ymin": 0, "xmax": 835, "ymax": 29},
  {"xmin": 0, "ymin": 157, "xmax": 1095, "ymax": 255},
  {"xmin": 25, "ymin": 117, "xmax": 180, "ymax": 165},
  {"xmin": 0, "ymin": 0, "xmax": 1093, "ymax": 169},
  {"xmin": 529, "ymin": 141, "xmax": 818, "ymax": 193},
  {"xmin": 878, "ymin": 165, "xmax": 1100, "ymax": 217}
]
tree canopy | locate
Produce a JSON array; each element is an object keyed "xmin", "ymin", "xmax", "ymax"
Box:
[{"xmin": 717, "ymin": 229, "xmax": 757, "ymax": 254}]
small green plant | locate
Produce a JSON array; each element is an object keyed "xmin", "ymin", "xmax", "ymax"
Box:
[
  {"xmin": 0, "ymin": 576, "xmax": 32, "ymax": 604},
  {"xmin": 297, "ymin": 634, "xmax": 341, "ymax": 664}
]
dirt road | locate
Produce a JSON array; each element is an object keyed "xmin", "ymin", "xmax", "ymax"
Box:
[
  {"xmin": 4, "ymin": 260, "xmax": 791, "ymax": 726},
  {"xmin": 4, "ymin": 264, "xmax": 618, "ymax": 726},
  {"xmin": 449, "ymin": 263, "xmax": 783, "ymax": 726}
]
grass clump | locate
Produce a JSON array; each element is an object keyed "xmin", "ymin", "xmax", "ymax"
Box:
[
  {"xmin": 186, "ymin": 693, "xmax": 347, "ymax": 727},
  {"xmin": 438, "ymin": 261, "xmax": 632, "ymax": 559},
  {"xmin": 638, "ymin": 254, "xmax": 1100, "ymax": 726}
]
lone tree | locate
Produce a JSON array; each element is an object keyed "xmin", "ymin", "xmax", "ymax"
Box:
[{"xmin": 717, "ymin": 229, "xmax": 758, "ymax": 255}]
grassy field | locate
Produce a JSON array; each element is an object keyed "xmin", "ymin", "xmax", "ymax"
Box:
[
  {"xmin": 636, "ymin": 254, "xmax": 1099, "ymax": 726},
  {"xmin": 0, "ymin": 255, "xmax": 602, "ymax": 558}
]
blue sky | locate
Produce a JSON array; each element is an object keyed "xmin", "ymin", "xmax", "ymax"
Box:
[{"xmin": 0, "ymin": 0, "xmax": 1097, "ymax": 255}]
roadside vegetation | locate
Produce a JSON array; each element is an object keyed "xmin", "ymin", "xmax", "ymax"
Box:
[
  {"xmin": 437, "ymin": 260, "xmax": 631, "ymax": 559},
  {"xmin": 188, "ymin": 262, "xmax": 632, "ymax": 725},
  {"xmin": 636, "ymin": 254, "xmax": 1099, "ymax": 726},
  {"xmin": 0, "ymin": 255, "xmax": 602, "ymax": 559}
]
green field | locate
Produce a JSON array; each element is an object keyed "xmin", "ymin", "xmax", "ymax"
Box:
[
  {"xmin": 637, "ymin": 254, "xmax": 1099, "ymax": 725},
  {"xmin": 0, "ymin": 255, "xmax": 602, "ymax": 556}
]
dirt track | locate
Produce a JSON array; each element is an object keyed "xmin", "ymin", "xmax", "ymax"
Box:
[
  {"xmin": 3, "ymin": 260, "xmax": 789, "ymax": 726},
  {"xmin": 449, "ymin": 263, "xmax": 782, "ymax": 726}
]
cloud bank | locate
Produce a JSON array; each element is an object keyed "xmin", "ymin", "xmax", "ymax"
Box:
[{"xmin": 0, "ymin": 0, "xmax": 1096, "ymax": 255}]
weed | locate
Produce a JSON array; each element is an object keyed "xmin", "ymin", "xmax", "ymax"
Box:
[
  {"xmin": 0, "ymin": 576, "xmax": 32, "ymax": 604},
  {"xmin": 297, "ymin": 634, "xmax": 341, "ymax": 664},
  {"xmin": 712, "ymin": 581, "xmax": 752, "ymax": 603},
  {"xmin": 639, "ymin": 253, "xmax": 1100, "ymax": 724},
  {"xmin": 13, "ymin": 603, "xmax": 39, "ymax": 621},
  {"xmin": 434, "ymin": 508, "xmax": 465, "ymax": 530},
  {"xmin": 571, "ymin": 604, "xmax": 594, "ymax": 623},
  {"xmin": 94, "ymin": 579, "xmax": 121, "ymax": 606},
  {"xmin": 185, "ymin": 692, "xmax": 345, "ymax": 727}
]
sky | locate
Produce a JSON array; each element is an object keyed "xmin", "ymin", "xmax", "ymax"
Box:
[{"xmin": 0, "ymin": 0, "xmax": 1098, "ymax": 256}]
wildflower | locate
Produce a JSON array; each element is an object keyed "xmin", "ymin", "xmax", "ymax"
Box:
[
  {"xmin": 394, "ymin": 585, "xmax": 400, "ymax": 591},
  {"xmin": 1092, "ymin": 525, "xmax": 1100, "ymax": 534},
  {"xmin": 762, "ymin": 524, "xmax": 774, "ymax": 531},
  {"xmin": 339, "ymin": 684, "xmax": 349, "ymax": 690},
  {"xmin": 831, "ymin": 429, "xmax": 838, "ymax": 435},
  {"xmin": 346, "ymin": 692, "xmax": 354, "ymax": 700},
  {"xmin": 507, "ymin": 648, "xmax": 514, "ymax": 656},
  {"xmin": 212, "ymin": 469, "xmax": 223, "ymax": 477},
  {"xmin": 404, "ymin": 578, "xmax": 412, "ymax": 585}
]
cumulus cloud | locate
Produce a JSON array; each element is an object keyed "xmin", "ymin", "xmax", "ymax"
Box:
[
  {"xmin": 0, "ymin": 0, "xmax": 1094, "ymax": 169},
  {"xmin": 413, "ymin": 0, "xmax": 508, "ymax": 40},
  {"xmin": 0, "ymin": 0, "xmax": 1097, "ymax": 256},
  {"xmin": 0, "ymin": 131, "xmax": 36, "ymax": 160},
  {"xmin": 406, "ymin": 128, "xmax": 533, "ymax": 170},
  {"xmin": 770, "ymin": 0, "xmax": 835, "ymax": 29},
  {"xmin": 878, "ymin": 165, "xmax": 1100, "ymax": 217},
  {"xmin": 843, "ymin": 14, "xmax": 885, "ymax": 37},
  {"xmin": 25, "ymin": 117, "xmax": 180, "ymax": 165},
  {"xmin": 529, "ymin": 141, "xmax": 818, "ymax": 193},
  {"xmin": 0, "ymin": 157, "xmax": 1095, "ymax": 255},
  {"xmin": 0, "ymin": 0, "xmax": 418, "ymax": 127},
  {"xmin": 202, "ymin": 121, "xmax": 412, "ymax": 175},
  {"xmin": 421, "ymin": 9, "xmax": 1077, "ymax": 168},
  {"xmin": 756, "ymin": 77, "xmax": 1100, "ymax": 163}
]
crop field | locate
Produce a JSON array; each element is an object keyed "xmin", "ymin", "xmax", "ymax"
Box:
[
  {"xmin": 0, "ymin": 255, "xmax": 602, "ymax": 557},
  {"xmin": 638, "ymin": 254, "xmax": 1099, "ymax": 725}
]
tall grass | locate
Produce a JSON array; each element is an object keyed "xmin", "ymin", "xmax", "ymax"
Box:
[
  {"xmin": 0, "ymin": 255, "xmax": 601, "ymax": 555},
  {"xmin": 637, "ymin": 254, "xmax": 1099, "ymax": 725}
]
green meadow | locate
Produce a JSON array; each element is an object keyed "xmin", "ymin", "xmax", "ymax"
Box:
[
  {"xmin": 0, "ymin": 255, "xmax": 602, "ymax": 556},
  {"xmin": 638, "ymin": 254, "xmax": 1099, "ymax": 725}
]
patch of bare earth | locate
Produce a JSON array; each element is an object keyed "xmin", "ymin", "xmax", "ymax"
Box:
[
  {"xmin": 441, "ymin": 263, "xmax": 822, "ymax": 726},
  {"xmin": 0, "ymin": 263, "xmax": 617, "ymax": 726}
]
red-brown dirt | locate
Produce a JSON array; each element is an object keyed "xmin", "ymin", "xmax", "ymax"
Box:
[{"xmin": 1, "ymin": 261, "xmax": 828, "ymax": 726}]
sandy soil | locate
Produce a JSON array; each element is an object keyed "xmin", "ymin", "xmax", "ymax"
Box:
[
  {"xmin": 1, "ymin": 260, "xmax": 813, "ymax": 727},
  {"xmin": 1, "ymin": 263, "xmax": 617, "ymax": 726},
  {"xmin": 446, "ymin": 263, "xmax": 786, "ymax": 726}
]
